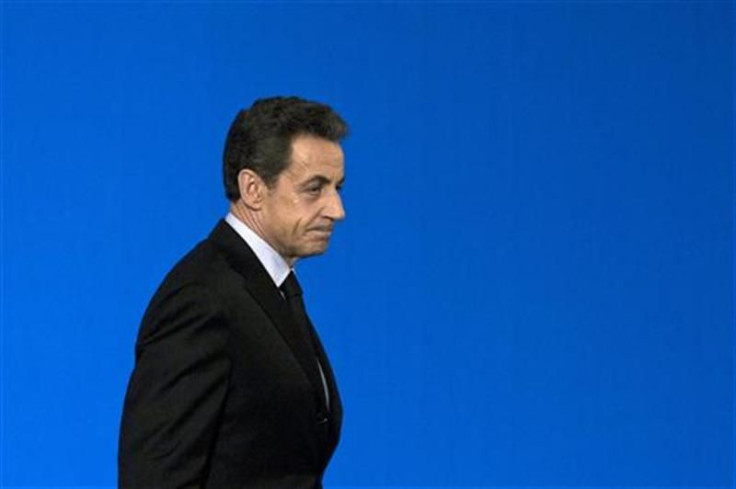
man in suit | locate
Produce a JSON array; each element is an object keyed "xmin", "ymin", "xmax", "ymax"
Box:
[{"xmin": 119, "ymin": 96, "xmax": 348, "ymax": 488}]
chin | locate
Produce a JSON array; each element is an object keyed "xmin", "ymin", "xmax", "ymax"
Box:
[
  {"xmin": 293, "ymin": 234, "xmax": 333, "ymax": 257},
  {"xmin": 311, "ymin": 245, "xmax": 329, "ymax": 256},
  {"xmin": 300, "ymin": 243, "xmax": 329, "ymax": 258}
]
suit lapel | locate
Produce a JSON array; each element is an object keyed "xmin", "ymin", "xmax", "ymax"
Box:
[{"xmin": 208, "ymin": 220, "xmax": 327, "ymax": 412}]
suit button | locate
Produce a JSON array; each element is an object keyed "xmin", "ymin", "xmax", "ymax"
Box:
[{"xmin": 316, "ymin": 412, "xmax": 328, "ymax": 424}]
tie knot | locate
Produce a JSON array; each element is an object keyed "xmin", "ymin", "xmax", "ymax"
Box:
[{"xmin": 280, "ymin": 272, "xmax": 303, "ymax": 298}]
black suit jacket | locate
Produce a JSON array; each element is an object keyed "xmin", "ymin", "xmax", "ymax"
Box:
[{"xmin": 119, "ymin": 220, "xmax": 342, "ymax": 489}]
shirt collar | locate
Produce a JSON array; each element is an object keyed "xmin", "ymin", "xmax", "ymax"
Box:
[{"xmin": 225, "ymin": 212, "xmax": 292, "ymax": 288}]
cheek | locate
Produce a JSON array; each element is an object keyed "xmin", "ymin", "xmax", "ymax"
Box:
[
  {"xmin": 288, "ymin": 205, "xmax": 318, "ymax": 234},
  {"xmin": 288, "ymin": 212, "xmax": 310, "ymax": 237},
  {"xmin": 273, "ymin": 196, "xmax": 302, "ymax": 233}
]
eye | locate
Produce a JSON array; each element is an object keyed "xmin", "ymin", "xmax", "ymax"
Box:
[{"xmin": 305, "ymin": 186, "xmax": 322, "ymax": 196}]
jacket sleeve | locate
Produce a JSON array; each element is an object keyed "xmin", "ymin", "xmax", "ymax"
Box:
[{"xmin": 119, "ymin": 283, "xmax": 231, "ymax": 489}]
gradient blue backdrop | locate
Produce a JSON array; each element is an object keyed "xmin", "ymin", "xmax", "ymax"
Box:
[{"xmin": 1, "ymin": 1, "xmax": 733, "ymax": 487}]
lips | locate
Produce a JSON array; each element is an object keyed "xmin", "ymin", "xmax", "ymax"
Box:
[{"xmin": 310, "ymin": 228, "xmax": 333, "ymax": 240}]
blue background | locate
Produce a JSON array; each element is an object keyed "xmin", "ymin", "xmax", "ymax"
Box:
[{"xmin": 1, "ymin": 1, "xmax": 732, "ymax": 487}]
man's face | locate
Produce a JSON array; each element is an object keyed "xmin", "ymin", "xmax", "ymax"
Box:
[{"xmin": 259, "ymin": 135, "xmax": 345, "ymax": 264}]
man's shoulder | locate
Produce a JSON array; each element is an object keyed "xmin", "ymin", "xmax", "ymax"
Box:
[
  {"xmin": 136, "ymin": 231, "xmax": 254, "ymax": 339},
  {"xmin": 154, "ymin": 232, "xmax": 242, "ymax": 299}
]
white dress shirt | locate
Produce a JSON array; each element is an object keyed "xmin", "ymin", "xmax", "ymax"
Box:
[{"xmin": 225, "ymin": 212, "xmax": 291, "ymax": 287}]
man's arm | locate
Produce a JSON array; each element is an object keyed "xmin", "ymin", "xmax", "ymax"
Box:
[{"xmin": 119, "ymin": 283, "xmax": 231, "ymax": 489}]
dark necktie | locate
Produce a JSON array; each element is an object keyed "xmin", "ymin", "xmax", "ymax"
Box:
[
  {"xmin": 280, "ymin": 272, "xmax": 310, "ymax": 339},
  {"xmin": 280, "ymin": 272, "xmax": 330, "ymax": 413}
]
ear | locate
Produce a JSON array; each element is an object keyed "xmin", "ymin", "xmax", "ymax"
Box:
[{"xmin": 237, "ymin": 169, "xmax": 266, "ymax": 210}]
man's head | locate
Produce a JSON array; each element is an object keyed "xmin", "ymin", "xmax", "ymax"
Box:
[{"xmin": 224, "ymin": 97, "xmax": 349, "ymax": 264}]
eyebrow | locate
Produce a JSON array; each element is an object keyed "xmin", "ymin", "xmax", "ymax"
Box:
[{"xmin": 300, "ymin": 175, "xmax": 345, "ymax": 188}]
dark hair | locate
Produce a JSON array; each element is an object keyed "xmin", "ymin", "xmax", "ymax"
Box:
[{"xmin": 223, "ymin": 96, "xmax": 349, "ymax": 201}]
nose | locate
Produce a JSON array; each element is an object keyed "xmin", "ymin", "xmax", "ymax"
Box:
[{"xmin": 325, "ymin": 189, "xmax": 346, "ymax": 221}]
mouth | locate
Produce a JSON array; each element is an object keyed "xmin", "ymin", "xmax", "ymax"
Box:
[
  {"xmin": 310, "ymin": 227, "xmax": 334, "ymax": 234},
  {"xmin": 309, "ymin": 228, "xmax": 333, "ymax": 239}
]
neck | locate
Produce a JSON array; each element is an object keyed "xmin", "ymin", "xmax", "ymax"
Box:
[{"xmin": 229, "ymin": 202, "xmax": 297, "ymax": 267}]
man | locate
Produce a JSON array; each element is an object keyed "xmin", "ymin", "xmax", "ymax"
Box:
[{"xmin": 119, "ymin": 96, "xmax": 348, "ymax": 488}]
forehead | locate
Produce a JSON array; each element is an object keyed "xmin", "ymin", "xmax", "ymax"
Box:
[{"xmin": 286, "ymin": 135, "xmax": 344, "ymax": 179}]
